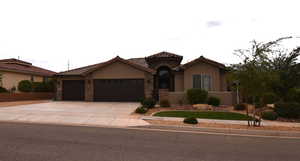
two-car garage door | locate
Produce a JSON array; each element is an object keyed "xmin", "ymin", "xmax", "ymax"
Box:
[
  {"xmin": 93, "ymin": 79, "xmax": 144, "ymax": 102},
  {"xmin": 62, "ymin": 79, "xmax": 144, "ymax": 102}
]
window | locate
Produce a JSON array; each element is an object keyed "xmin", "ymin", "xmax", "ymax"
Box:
[
  {"xmin": 30, "ymin": 76, "xmax": 34, "ymax": 82},
  {"xmin": 193, "ymin": 74, "xmax": 212, "ymax": 91}
]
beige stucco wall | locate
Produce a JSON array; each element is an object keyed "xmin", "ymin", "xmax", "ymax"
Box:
[
  {"xmin": 183, "ymin": 63, "xmax": 221, "ymax": 91},
  {"xmin": 56, "ymin": 61, "xmax": 154, "ymax": 101},
  {"xmin": 220, "ymin": 71, "xmax": 227, "ymax": 91},
  {"xmin": 0, "ymin": 71, "xmax": 43, "ymax": 91},
  {"xmin": 174, "ymin": 72, "xmax": 184, "ymax": 92},
  {"xmin": 92, "ymin": 61, "xmax": 145, "ymax": 79}
]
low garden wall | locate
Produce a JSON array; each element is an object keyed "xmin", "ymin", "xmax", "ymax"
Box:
[
  {"xmin": 0, "ymin": 93, "xmax": 54, "ymax": 102},
  {"xmin": 163, "ymin": 91, "xmax": 236, "ymax": 106}
]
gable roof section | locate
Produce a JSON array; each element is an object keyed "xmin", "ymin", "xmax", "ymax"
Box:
[
  {"xmin": 0, "ymin": 58, "xmax": 56, "ymax": 76},
  {"xmin": 56, "ymin": 56, "xmax": 155, "ymax": 76},
  {"xmin": 181, "ymin": 56, "xmax": 226, "ymax": 70},
  {"xmin": 147, "ymin": 51, "xmax": 183, "ymax": 59}
]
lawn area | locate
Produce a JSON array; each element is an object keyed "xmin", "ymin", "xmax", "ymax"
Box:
[{"xmin": 153, "ymin": 111, "xmax": 251, "ymax": 121}]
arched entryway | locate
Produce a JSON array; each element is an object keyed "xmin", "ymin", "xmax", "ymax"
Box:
[{"xmin": 157, "ymin": 66, "xmax": 171, "ymax": 89}]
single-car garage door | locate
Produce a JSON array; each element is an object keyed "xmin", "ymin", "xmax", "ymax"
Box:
[
  {"xmin": 62, "ymin": 80, "xmax": 85, "ymax": 101},
  {"xmin": 94, "ymin": 79, "xmax": 144, "ymax": 102}
]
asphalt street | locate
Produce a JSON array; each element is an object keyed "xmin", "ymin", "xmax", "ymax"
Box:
[{"xmin": 0, "ymin": 122, "xmax": 299, "ymax": 161}]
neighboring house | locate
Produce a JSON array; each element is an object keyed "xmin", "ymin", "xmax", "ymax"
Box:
[
  {"xmin": 0, "ymin": 58, "xmax": 56, "ymax": 92},
  {"xmin": 55, "ymin": 52, "xmax": 235, "ymax": 105}
]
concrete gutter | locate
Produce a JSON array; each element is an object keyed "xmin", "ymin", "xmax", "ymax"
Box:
[
  {"xmin": 141, "ymin": 116, "xmax": 300, "ymax": 127},
  {"xmin": 135, "ymin": 124, "xmax": 300, "ymax": 139}
]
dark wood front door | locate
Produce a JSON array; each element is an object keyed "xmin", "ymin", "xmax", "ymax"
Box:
[
  {"xmin": 62, "ymin": 80, "xmax": 85, "ymax": 101},
  {"xmin": 93, "ymin": 79, "xmax": 144, "ymax": 102}
]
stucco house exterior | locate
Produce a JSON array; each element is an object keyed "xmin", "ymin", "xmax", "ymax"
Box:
[
  {"xmin": 0, "ymin": 58, "xmax": 56, "ymax": 92},
  {"xmin": 55, "ymin": 52, "xmax": 235, "ymax": 105}
]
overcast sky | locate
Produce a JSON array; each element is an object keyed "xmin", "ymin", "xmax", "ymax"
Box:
[{"xmin": 0, "ymin": 0, "xmax": 299, "ymax": 72}]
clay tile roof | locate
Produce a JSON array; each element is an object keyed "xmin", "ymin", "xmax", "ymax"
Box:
[
  {"xmin": 147, "ymin": 51, "xmax": 183, "ymax": 59},
  {"xmin": 181, "ymin": 56, "xmax": 226, "ymax": 69},
  {"xmin": 0, "ymin": 58, "xmax": 56, "ymax": 76},
  {"xmin": 56, "ymin": 56, "xmax": 155, "ymax": 76},
  {"xmin": 55, "ymin": 63, "xmax": 102, "ymax": 76},
  {"xmin": 127, "ymin": 58, "xmax": 148, "ymax": 68}
]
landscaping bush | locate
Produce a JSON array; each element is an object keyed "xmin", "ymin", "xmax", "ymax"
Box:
[
  {"xmin": 18, "ymin": 80, "xmax": 32, "ymax": 92},
  {"xmin": 207, "ymin": 96, "xmax": 221, "ymax": 107},
  {"xmin": 32, "ymin": 82, "xmax": 46, "ymax": 92},
  {"xmin": 0, "ymin": 87, "xmax": 8, "ymax": 93},
  {"xmin": 262, "ymin": 92, "xmax": 278, "ymax": 104},
  {"xmin": 254, "ymin": 102, "xmax": 264, "ymax": 109},
  {"xmin": 261, "ymin": 111, "xmax": 278, "ymax": 120},
  {"xmin": 141, "ymin": 98, "xmax": 156, "ymax": 108},
  {"xmin": 186, "ymin": 89, "xmax": 208, "ymax": 104},
  {"xmin": 234, "ymin": 103, "xmax": 246, "ymax": 111},
  {"xmin": 287, "ymin": 88, "xmax": 300, "ymax": 103},
  {"xmin": 43, "ymin": 80, "xmax": 55, "ymax": 92},
  {"xmin": 183, "ymin": 117, "xmax": 198, "ymax": 124},
  {"xmin": 135, "ymin": 107, "xmax": 148, "ymax": 114},
  {"xmin": 274, "ymin": 102, "xmax": 300, "ymax": 119},
  {"xmin": 159, "ymin": 99, "xmax": 170, "ymax": 107}
]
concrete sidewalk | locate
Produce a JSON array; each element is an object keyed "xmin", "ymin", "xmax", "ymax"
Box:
[{"xmin": 142, "ymin": 116, "xmax": 300, "ymax": 128}]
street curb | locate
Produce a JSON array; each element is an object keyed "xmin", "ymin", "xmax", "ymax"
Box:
[
  {"xmin": 1, "ymin": 120, "xmax": 300, "ymax": 139},
  {"xmin": 142, "ymin": 116, "xmax": 300, "ymax": 127},
  {"xmin": 136, "ymin": 124, "xmax": 300, "ymax": 138}
]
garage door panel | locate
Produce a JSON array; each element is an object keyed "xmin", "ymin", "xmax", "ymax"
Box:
[
  {"xmin": 94, "ymin": 79, "xmax": 144, "ymax": 102},
  {"xmin": 62, "ymin": 80, "xmax": 85, "ymax": 101}
]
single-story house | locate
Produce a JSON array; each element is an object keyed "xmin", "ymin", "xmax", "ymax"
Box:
[
  {"xmin": 0, "ymin": 58, "xmax": 56, "ymax": 92},
  {"xmin": 55, "ymin": 52, "xmax": 235, "ymax": 105}
]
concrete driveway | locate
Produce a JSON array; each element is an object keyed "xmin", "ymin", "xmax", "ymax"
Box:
[{"xmin": 0, "ymin": 101, "xmax": 149, "ymax": 127}]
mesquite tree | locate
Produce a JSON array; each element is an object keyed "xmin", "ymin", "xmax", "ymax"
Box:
[{"xmin": 228, "ymin": 37, "xmax": 300, "ymax": 104}]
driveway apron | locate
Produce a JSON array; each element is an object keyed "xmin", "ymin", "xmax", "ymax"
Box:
[{"xmin": 0, "ymin": 101, "xmax": 149, "ymax": 127}]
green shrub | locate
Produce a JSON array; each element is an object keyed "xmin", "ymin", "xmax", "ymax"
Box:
[
  {"xmin": 31, "ymin": 81, "xmax": 55, "ymax": 92},
  {"xmin": 183, "ymin": 117, "xmax": 198, "ymax": 124},
  {"xmin": 18, "ymin": 80, "xmax": 32, "ymax": 92},
  {"xmin": 262, "ymin": 92, "xmax": 278, "ymax": 104},
  {"xmin": 160, "ymin": 99, "xmax": 170, "ymax": 107},
  {"xmin": 186, "ymin": 89, "xmax": 208, "ymax": 104},
  {"xmin": 274, "ymin": 102, "xmax": 300, "ymax": 119},
  {"xmin": 32, "ymin": 82, "xmax": 46, "ymax": 92},
  {"xmin": 287, "ymin": 88, "xmax": 300, "ymax": 103},
  {"xmin": 254, "ymin": 102, "xmax": 264, "ymax": 109},
  {"xmin": 44, "ymin": 80, "xmax": 55, "ymax": 92},
  {"xmin": 262, "ymin": 111, "xmax": 278, "ymax": 120},
  {"xmin": 234, "ymin": 103, "xmax": 246, "ymax": 111},
  {"xmin": 135, "ymin": 107, "xmax": 148, "ymax": 114},
  {"xmin": 207, "ymin": 96, "xmax": 221, "ymax": 107},
  {"xmin": 0, "ymin": 87, "xmax": 8, "ymax": 93},
  {"xmin": 141, "ymin": 98, "xmax": 156, "ymax": 108}
]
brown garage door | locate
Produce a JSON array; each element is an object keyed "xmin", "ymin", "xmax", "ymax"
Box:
[
  {"xmin": 93, "ymin": 79, "xmax": 144, "ymax": 102},
  {"xmin": 62, "ymin": 80, "xmax": 85, "ymax": 101}
]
